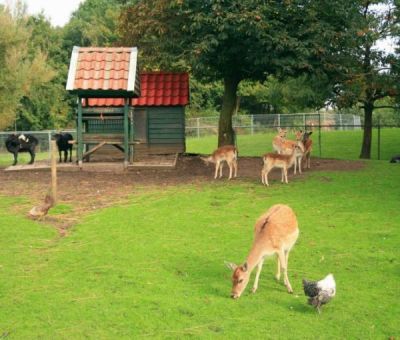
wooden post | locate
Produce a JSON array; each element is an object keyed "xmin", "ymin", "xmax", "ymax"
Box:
[
  {"xmin": 77, "ymin": 97, "xmax": 83, "ymax": 167},
  {"xmin": 377, "ymin": 117, "xmax": 381, "ymax": 160},
  {"xmin": 51, "ymin": 140, "xmax": 57, "ymax": 203},
  {"xmin": 129, "ymin": 109, "xmax": 134, "ymax": 163},
  {"xmin": 318, "ymin": 113, "xmax": 322, "ymax": 158},
  {"xmin": 123, "ymin": 98, "xmax": 129, "ymax": 168}
]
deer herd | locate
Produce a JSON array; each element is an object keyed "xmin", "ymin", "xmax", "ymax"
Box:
[{"xmin": 201, "ymin": 128, "xmax": 313, "ymax": 185}]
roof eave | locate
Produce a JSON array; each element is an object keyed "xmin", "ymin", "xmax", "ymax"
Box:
[{"xmin": 66, "ymin": 46, "xmax": 80, "ymax": 91}]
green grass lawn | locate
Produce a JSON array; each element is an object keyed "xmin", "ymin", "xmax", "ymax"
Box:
[
  {"xmin": 1, "ymin": 161, "xmax": 399, "ymax": 338},
  {"xmin": 0, "ymin": 151, "xmax": 49, "ymax": 167},
  {"xmin": 187, "ymin": 128, "xmax": 400, "ymax": 160}
]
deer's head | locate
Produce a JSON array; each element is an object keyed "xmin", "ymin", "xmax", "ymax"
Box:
[
  {"xmin": 302, "ymin": 131, "xmax": 312, "ymax": 143},
  {"xmin": 226, "ymin": 262, "xmax": 250, "ymax": 299},
  {"xmin": 200, "ymin": 155, "xmax": 213, "ymax": 165},
  {"xmin": 277, "ymin": 128, "xmax": 287, "ymax": 138}
]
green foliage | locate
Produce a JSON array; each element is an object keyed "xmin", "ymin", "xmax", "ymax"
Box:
[
  {"xmin": 238, "ymin": 76, "xmax": 332, "ymax": 115},
  {"xmin": 63, "ymin": 0, "xmax": 123, "ymax": 49},
  {"xmin": 0, "ymin": 5, "xmax": 55, "ymax": 130},
  {"xmin": 0, "ymin": 162, "xmax": 399, "ymax": 337},
  {"xmin": 186, "ymin": 79, "xmax": 223, "ymax": 117}
]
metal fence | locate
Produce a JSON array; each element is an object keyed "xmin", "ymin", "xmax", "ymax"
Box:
[
  {"xmin": 0, "ymin": 113, "xmax": 397, "ymax": 162},
  {"xmin": 186, "ymin": 113, "xmax": 361, "ymax": 138}
]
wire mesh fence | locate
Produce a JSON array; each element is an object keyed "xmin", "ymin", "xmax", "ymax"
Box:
[
  {"xmin": 0, "ymin": 113, "xmax": 398, "ymax": 164},
  {"xmin": 185, "ymin": 113, "xmax": 362, "ymax": 138}
]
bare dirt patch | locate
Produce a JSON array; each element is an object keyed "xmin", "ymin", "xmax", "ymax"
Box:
[{"xmin": 0, "ymin": 155, "xmax": 364, "ymax": 235}]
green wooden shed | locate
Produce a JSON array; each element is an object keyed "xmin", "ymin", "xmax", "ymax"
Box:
[{"xmin": 86, "ymin": 72, "xmax": 189, "ymax": 161}]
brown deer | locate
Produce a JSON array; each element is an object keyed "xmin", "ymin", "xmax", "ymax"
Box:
[
  {"xmin": 261, "ymin": 143, "xmax": 302, "ymax": 186},
  {"xmin": 302, "ymin": 131, "xmax": 313, "ymax": 169},
  {"xmin": 226, "ymin": 204, "xmax": 299, "ymax": 299},
  {"xmin": 272, "ymin": 128, "xmax": 287, "ymax": 154},
  {"xmin": 280, "ymin": 130, "xmax": 305, "ymax": 174},
  {"xmin": 201, "ymin": 145, "xmax": 238, "ymax": 180}
]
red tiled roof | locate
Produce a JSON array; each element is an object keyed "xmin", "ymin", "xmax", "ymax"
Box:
[
  {"xmin": 86, "ymin": 72, "xmax": 189, "ymax": 107},
  {"xmin": 66, "ymin": 47, "xmax": 139, "ymax": 95}
]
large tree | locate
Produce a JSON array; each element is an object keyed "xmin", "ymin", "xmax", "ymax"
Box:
[
  {"xmin": 328, "ymin": 0, "xmax": 399, "ymax": 159},
  {"xmin": 120, "ymin": 0, "xmax": 358, "ymax": 146}
]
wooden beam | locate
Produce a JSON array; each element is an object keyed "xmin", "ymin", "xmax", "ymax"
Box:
[
  {"xmin": 51, "ymin": 140, "xmax": 58, "ymax": 204},
  {"xmin": 82, "ymin": 141, "xmax": 106, "ymax": 159}
]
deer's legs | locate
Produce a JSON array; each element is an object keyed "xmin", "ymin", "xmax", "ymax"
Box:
[
  {"xmin": 214, "ymin": 161, "xmax": 220, "ymax": 179},
  {"xmin": 275, "ymin": 254, "xmax": 281, "ymax": 281},
  {"xmin": 251, "ymin": 258, "xmax": 265, "ymax": 293},
  {"xmin": 228, "ymin": 161, "xmax": 233, "ymax": 180},
  {"xmin": 277, "ymin": 249, "xmax": 293, "ymax": 293}
]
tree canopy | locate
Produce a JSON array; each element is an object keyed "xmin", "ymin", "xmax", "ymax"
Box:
[{"xmin": 120, "ymin": 0, "xmax": 361, "ymax": 145}]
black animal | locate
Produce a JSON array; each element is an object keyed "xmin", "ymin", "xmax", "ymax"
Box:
[
  {"xmin": 390, "ymin": 155, "xmax": 400, "ymax": 163},
  {"xmin": 5, "ymin": 134, "xmax": 39, "ymax": 166},
  {"xmin": 53, "ymin": 133, "xmax": 74, "ymax": 162}
]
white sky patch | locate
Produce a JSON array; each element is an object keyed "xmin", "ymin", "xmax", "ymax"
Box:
[{"xmin": 0, "ymin": 0, "xmax": 83, "ymax": 27}]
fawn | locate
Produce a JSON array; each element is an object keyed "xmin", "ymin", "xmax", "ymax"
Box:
[
  {"xmin": 261, "ymin": 143, "xmax": 302, "ymax": 186},
  {"xmin": 201, "ymin": 145, "xmax": 238, "ymax": 180}
]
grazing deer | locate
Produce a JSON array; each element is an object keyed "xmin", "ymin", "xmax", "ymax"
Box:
[
  {"xmin": 272, "ymin": 128, "xmax": 287, "ymax": 154},
  {"xmin": 261, "ymin": 143, "xmax": 302, "ymax": 186},
  {"xmin": 302, "ymin": 131, "xmax": 313, "ymax": 169},
  {"xmin": 226, "ymin": 204, "xmax": 299, "ymax": 299},
  {"xmin": 201, "ymin": 145, "xmax": 238, "ymax": 180}
]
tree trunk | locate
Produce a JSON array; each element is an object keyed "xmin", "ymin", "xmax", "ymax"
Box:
[
  {"xmin": 360, "ymin": 102, "xmax": 373, "ymax": 159},
  {"xmin": 218, "ymin": 76, "xmax": 240, "ymax": 147}
]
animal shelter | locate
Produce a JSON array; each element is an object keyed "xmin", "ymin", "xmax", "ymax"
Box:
[{"xmin": 66, "ymin": 46, "xmax": 189, "ymax": 167}]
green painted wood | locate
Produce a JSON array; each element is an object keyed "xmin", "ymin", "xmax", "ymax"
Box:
[
  {"xmin": 123, "ymin": 99, "xmax": 129, "ymax": 165},
  {"xmin": 77, "ymin": 98, "xmax": 83, "ymax": 163},
  {"xmin": 82, "ymin": 107, "xmax": 125, "ymax": 114},
  {"xmin": 147, "ymin": 108, "xmax": 185, "ymax": 146}
]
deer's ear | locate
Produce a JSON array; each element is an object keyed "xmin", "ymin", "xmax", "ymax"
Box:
[
  {"xmin": 242, "ymin": 262, "xmax": 248, "ymax": 272},
  {"xmin": 224, "ymin": 261, "xmax": 238, "ymax": 271}
]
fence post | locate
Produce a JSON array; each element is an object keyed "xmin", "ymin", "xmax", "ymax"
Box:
[
  {"xmin": 278, "ymin": 114, "xmax": 281, "ymax": 128},
  {"xmin": 303, "ymin": 114, "xmax": 306, "ymax": 130},
  {"xmin": 377, "ymin": 118, "xmax": 381, "ymax": 160},
  {"xmin": 318, "ymin": 114, "xmax": 322, "ymax": 158},
  {"xmin": 196, "ymin": 117, "xmax": 200, "ymax": 138},
  {"xmin": 251, "ymin": 114, "xmax": 254, "ymax": 135},
  {"xmin": 339, "ymin": 114, "xmax": 343, "ymax": 130}
]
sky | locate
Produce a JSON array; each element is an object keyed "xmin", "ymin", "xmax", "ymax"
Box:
[{"xmin": 1, "ymin": 0, "xmax": 83, "ymax": 27}]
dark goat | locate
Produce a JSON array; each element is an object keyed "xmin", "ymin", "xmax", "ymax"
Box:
[
  {"xmin": 5, "ymin": 134, "xmax": 38, "ymax": 166},
  {"xmin": 53, "ymin": 133, "xmax": 74, "ymax": 162}
]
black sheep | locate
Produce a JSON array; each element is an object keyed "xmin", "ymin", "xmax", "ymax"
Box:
[
  {"xmin": 53, "ymin": 133, "xmax": 74, "ymax": 162},
  {"xmin": 5, "ymin": 134, "xmax": 39, "ymax": 166}
]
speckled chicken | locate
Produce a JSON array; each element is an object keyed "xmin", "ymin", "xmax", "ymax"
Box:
[
  {"xmin": 302, "ymin": 273, "xmax": 336, "ymax": 313},
  {"xmin": 28, "ymin": 194, "xmax": 54, "ymax": 220}
]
